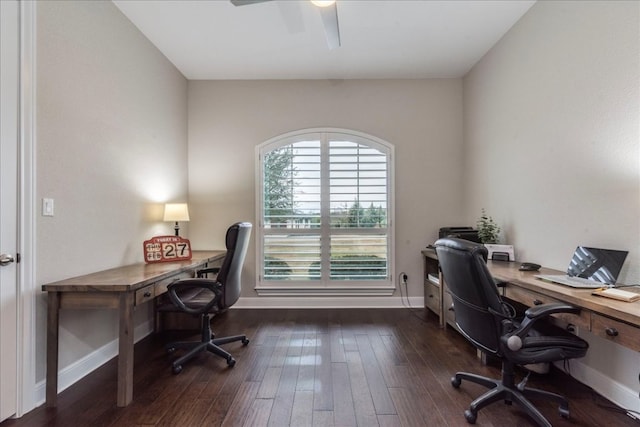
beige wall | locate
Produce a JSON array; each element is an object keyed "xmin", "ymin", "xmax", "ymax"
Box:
[
  {"xmin": 30, "ymin": 0, "xmax": 639, "ymax": 411},
  {"xmin": 464, "ymin": 0, "xmax": 639, "ymax": 408},
  {"xmin": 35, "ymin": 1, "xmax": 188, "ymax": 381},
  {"xmin": 187, "ymin": 79, "xmax": 464, "ymax": 298}
]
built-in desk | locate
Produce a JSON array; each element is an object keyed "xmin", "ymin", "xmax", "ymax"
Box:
[
  {"xmin": 489, "ymin": 261, "xmax": 640, "ymax": 352},
  {"xmin": 422, "ymin": 249, "xmax": 640, "ymax": 352},
  {"xmin": 43, "ymin": 250, "xmax": 225, "ymax": 407}
]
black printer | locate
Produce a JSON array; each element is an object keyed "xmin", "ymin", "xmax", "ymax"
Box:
[{"xmin": 438, "ymin": 226, "xmax": 481, "ymax": 243}]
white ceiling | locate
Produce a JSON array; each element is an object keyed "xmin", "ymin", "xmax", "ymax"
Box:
[{"xmin": 112, "ymin": 0, "xmax": 536, "ymax": 80}]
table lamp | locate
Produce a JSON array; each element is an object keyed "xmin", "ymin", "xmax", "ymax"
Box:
[{"xmin": 163, "ymin": 203, "xmax": 190, "ymax": 236}]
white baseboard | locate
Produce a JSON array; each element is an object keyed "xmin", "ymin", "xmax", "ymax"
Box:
[
  {"xmin": 34, "ymin": 321, "xmax": 154, "ymax": 406},
  {"xmin": 558, "ymin": 359, "xmax": 640, "ymax": 413},
  {"xmin": 233, "ymin": 295, "xmax": 425, "ymax": 309}
]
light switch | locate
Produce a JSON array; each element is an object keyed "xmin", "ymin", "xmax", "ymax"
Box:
[{"xmin": 42, "ymin": 198, "xmax": 54, "ymax": 216}]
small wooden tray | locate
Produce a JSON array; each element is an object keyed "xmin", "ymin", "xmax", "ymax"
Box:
[{"xmin": 592, "ymin": 288, "xmax": 640, "ymax": 303}]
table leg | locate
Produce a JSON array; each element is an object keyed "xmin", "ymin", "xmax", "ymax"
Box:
[
  {"xmin": 45, "ymin": 292, "xmax": 60, "ymax": 407},
  {"xmin": 117, "ymin": 292, "xmax": 134, "ymax": 407}
]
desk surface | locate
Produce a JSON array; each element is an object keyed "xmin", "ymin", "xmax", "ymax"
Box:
[
  {"xmin": 488, "ymin": 261, "xmax": 640, "ymax": 327},
  {"xmin": 42, "ymin": 250, "xmax": 224, "ymax": 292},
  {"xmin": 422, "ymin": 248, "xmax": 640, "ymax": 327}
]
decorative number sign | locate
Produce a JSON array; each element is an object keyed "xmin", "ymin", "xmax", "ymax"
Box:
[{"xmin": 143, "ymin": 235, "xmax": 192, "ymax": 263}]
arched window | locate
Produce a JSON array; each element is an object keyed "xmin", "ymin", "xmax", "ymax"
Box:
[{"xmin": 256, "ymin": 129, "xmax": 395, "ymax": 295}]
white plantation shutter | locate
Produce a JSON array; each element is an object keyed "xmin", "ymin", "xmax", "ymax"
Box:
[
  {"xmin": 258, "ymin": 129, "xmax": 394, "ymax": 293},
  {"xmin": 329, "ymin": 140, "xmax": 388, "ymax": 280},
  {"xmin": 263, "ymin": 139, "xmax": 322, "ymax": 280}
]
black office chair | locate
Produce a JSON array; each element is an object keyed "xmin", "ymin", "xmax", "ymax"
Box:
[
  {"xmin": 161, "ymin": 222, "xmax": 252, "ymax": 374},
  {"xmin": 434, "ymin": 238, "xmax": 588, "ymax": 427}
]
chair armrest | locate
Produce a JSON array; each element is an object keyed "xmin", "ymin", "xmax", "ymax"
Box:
[
  {"xmin": 504, "ymin": 302, "xmax": 581, "ymax": 351},
  {"xmin": 167, "ymin": 279, "xmax": 222, "ymax": 315},
  {"xmin": 197, "ymin": 267, "xmax": 221, "ymax": 278},
  {"xmin": 524, "ymin": 302, "xmax": 581, "ymax": 319}
]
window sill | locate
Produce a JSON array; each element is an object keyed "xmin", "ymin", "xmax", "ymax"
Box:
[{"xmin": 254, "ymin": 285, "xmax": 395, "ymax": 297}]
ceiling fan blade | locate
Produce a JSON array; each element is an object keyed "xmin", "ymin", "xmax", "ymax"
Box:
[
  {"xmin": 230, "ymin": 0, "xmax": 273, "ymax": 6},
  {"xmin": 278, "ymin": 2, "xmax": 305, "ymax": 35},
  {"xmin": 318, "ymin": 3, "xmax": 341, "ymax": 49}
]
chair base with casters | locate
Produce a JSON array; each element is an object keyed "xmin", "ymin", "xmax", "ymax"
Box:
[
  {"xmin": 451, "ymin": 360, "xmax": 569, "ymax": 427},
  {"xmin": 165, "ymin": 312, "xmax": 249, "ymax": 374}
]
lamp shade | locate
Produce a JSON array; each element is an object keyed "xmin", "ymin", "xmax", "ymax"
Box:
[
  {"xmin": 311, "ymin": 0, "xmax": 336, "ymax": 7},
  {"xmin": 163, "ymin": 203, "xmax": 190, "ymax": 222}
]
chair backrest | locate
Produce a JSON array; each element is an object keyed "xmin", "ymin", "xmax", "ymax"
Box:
[
  {"xmin": 216, "ymin": 222, "xmax": 252, "ymax": 308},
  {"xmin": 435, "ymin": 238, "xmax": 509, "ymax": 355}
]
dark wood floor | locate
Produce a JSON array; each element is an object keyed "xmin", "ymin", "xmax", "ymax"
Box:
[{"xmin": 3, "ymin": 308, "xmax": 636, "ymax": 427}]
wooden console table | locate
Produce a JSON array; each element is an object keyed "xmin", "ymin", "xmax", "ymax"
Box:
[{"xmin": 43, "ymin": 250, "xmax": 225, "ymax": 407}]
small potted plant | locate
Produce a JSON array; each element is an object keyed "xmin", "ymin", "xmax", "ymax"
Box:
[{"xmin": 477, "ymin": 209, "xmax": 500, "ymax": 244}]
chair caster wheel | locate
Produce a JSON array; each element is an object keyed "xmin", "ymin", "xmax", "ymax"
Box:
[
  {"xmin": 451, "ymin": 376, "xmax": 461, "ymax": 388},
  {"xmin": 227, "ymin": 357, "xmax": 236, "ymax": 367},
  {"xmin": 559, "ymin": 406, "xmax": 570, "ymax": 419},
  {"xmin": 242, "ymin": 338, "xmax": 250, "ymax": 346},
  {"xmin": 464, "ymin": 409, "xmax": 477, "ymax": 424},
  {"xmin": 172, "ymin": 364, "xmax": 183, "ymax": 375}
]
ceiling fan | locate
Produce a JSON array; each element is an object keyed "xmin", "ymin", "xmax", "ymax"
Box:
[{"xmin": 230, "ymin": 0, "xmax": 341, "ymax": 50}]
